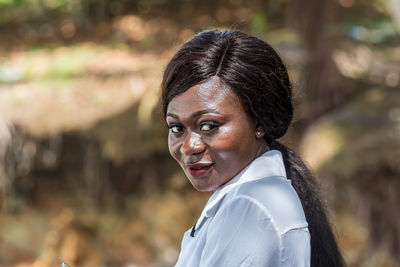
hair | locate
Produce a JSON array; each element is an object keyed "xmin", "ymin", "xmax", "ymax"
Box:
[{"xmin": 161, "ymin": 30, "xmax": 344, "ymax": 267}]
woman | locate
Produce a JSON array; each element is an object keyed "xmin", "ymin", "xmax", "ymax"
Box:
[{"xmin": 161, "ymin": 30, "xmax": 344, "ymax": 267}]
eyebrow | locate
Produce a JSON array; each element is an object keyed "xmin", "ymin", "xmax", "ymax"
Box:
[{"xmin": 166, "ymin": 109, "xmax": 220, "ymax": 119}]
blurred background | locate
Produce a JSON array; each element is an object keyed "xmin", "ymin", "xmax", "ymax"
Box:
[{"xmin": 0, "ymin": 0, "xmax": 399, "ymax": 266}]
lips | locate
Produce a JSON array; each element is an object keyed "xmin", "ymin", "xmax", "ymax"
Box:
[{"xmin": 186, "ymin": 163, "xmax": 214, "ymax": 178}]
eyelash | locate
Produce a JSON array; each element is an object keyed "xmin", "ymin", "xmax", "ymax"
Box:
[
  {"xmin": 168, "ymin": 124, "xmax": 183, "ymax": 134},
  {"xmin": 167, "ymin": 121, "xmax": 220, "ymax": 134},
  {"xmin": 199, "ymin": 121, "xmax": 220, "ymax": 132}
]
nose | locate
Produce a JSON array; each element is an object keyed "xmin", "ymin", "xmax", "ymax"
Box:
[{"xmin": 180, "ymin": 131, "xmax": 206, "ymax": 156}]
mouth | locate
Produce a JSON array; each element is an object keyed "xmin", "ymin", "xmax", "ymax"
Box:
[{"xmin": 185, "ymin": 163, "xmax": 214, "ymax": 178}]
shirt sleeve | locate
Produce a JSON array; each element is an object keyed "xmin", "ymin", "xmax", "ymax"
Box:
[
  {"xmin": 281, "ymin": 228, "xmax": 310, "ymax": 267},
  {"xmin": 199, "ymin": 196, "xmax": 282, "ymax": 267}
]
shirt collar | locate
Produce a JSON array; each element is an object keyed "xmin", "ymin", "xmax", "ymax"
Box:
[{"xmin": 194, "ymin": 149, "xmax": 287, "ymax": 231}]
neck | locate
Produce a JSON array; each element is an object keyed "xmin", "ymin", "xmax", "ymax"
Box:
[{"xmin": 254, "ymin": 140, "xmax": 270, "ymax": 159}]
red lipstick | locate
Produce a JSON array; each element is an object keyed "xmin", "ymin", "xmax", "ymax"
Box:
[{"xmin": 186, "ymin": 163, "xmax": 214, "ymax": 178}]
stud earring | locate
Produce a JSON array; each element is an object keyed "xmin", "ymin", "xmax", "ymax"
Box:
[{"xmin": 255, "ymin": 129, "xmax": 263, "ymax": 137}]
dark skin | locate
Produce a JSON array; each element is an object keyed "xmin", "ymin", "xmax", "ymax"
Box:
[{"xmin": 166, "ymin": 77, "xmax": 268, "ymax": 192}]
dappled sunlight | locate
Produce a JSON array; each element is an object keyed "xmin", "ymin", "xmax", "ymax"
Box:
[
  {"xmin": 333, "ymin": 46, "xmax": 372, "ymax": 79},
  {"xmin": 0, "ymin": 76, "xmax": 147, "ymax": 136},
  {"xmin": 332, "ymin": 45, "xmax": 400, "ymax": 90},
  {"xmin": 0, "ymin": 43, "xmax": 165, "ymax": 82},
  {"xmin": 113, "ymin": 15, "xmax": 156, "ymax": 42},
  {"xmin": 299, "ymin": 122, "xmax": 344, "ymax": 171},
  {"xmin": 1, "ymin": 190, "xmax": 209, "ymax": 266},
  {"xmin": 0, "ymin": 44, "xmax": 168, "ymax": 137}
]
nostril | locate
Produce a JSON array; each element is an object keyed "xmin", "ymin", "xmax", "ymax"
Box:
[{"xmin": 181, "ymin": 142, "xmax": 206, "ymax": 156}]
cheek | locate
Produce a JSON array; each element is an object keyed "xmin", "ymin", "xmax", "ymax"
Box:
[
  {"xmin": 217, "ymin": 125, "xmax": 255, "ymax": 150},
  {"xmin": 168, "ymin": 135, "xmax": 181, "ymax": 162},
  {"xmin": 210, "ymin": 126, "xmax": 256, "ymax": 163}
]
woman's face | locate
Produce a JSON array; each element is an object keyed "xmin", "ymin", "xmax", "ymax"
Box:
[{"xmin": 166, "ymin": 77, "xmax": 262, "ymax": 192}]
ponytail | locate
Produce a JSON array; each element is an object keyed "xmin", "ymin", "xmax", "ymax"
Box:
[{"xmin": 269, "ymin": 141, "xmax": 345, "ymax": 267}]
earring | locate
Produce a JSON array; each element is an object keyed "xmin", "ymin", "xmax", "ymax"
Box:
[{"xmin": 255, "ymin": 129, "xmax": 263, "ymax": 138}]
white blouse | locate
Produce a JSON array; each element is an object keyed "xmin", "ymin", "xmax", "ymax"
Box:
[{"xmin": 175, "ymin": 150, "xmax": 310, "ymax": 267}]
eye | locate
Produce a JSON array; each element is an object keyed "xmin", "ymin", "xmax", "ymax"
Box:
[
  {"xmin": 200, "ymin": 121, "xmax": 220, "ymax": 132},
  {"xmin": 168, "ymin": 124, "xmax": 183, "ymax": 134}
]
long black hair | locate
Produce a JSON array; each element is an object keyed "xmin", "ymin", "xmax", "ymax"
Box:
[{"xmin": 161, "ymin": 30, "xmax": 344, "ymax": 267}]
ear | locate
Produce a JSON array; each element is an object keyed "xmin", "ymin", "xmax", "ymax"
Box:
[{"xmin": 255, "ymin": 123, "xmax": 265, "ymax": 139}]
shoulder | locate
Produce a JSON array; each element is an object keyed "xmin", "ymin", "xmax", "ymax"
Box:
[{"xmin": 226, "ymin": 177, "xmax": 308, "ymax": 235}]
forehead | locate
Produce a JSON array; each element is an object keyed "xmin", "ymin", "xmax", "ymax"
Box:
[{"xmin": 167, "ymin": 77, "xmax": 242, "ymax": 116}]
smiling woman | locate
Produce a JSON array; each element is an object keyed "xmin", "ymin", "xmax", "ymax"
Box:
[
  {"xmin": 161, "ymin": 30, "xmax": 344, "ymax": 267},
  {"xmin": 166, "ymin": 77, "xmax": 265, "ymax": 192}
]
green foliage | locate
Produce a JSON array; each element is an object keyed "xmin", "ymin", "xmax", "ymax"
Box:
[
  {"xmin": 346, "ymin": 19, "xmax": 398, "ymax": 44},
  {"xmin": 0, "ymin": 0, "xmax": 65, "ymax": 9},
  {"xmin": 0, "ymin": 0, "xmax": 15, "ymax": 8},
  {"xmin": 0, "ymin": 0, "xmax": 67, "ymax": 23},
  {"xmin": 140, "ymin": 35, "xmax": 156, "ymax": 49},
  {"xmin": 0, "ymin": 0, "xmax": 23, "ymax": 8},
  {"xmin": 250, "ymin": 12, "xmax": 267, "ymax": 35}
]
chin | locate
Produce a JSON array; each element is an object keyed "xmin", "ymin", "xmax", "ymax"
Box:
[
  {"xmin": 195, "ymin": 187, "xmax": 214, "ymax": 193},
  {"xmin": 190, "ymin": 181, "xmax": 216, "ymax": 192}
]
